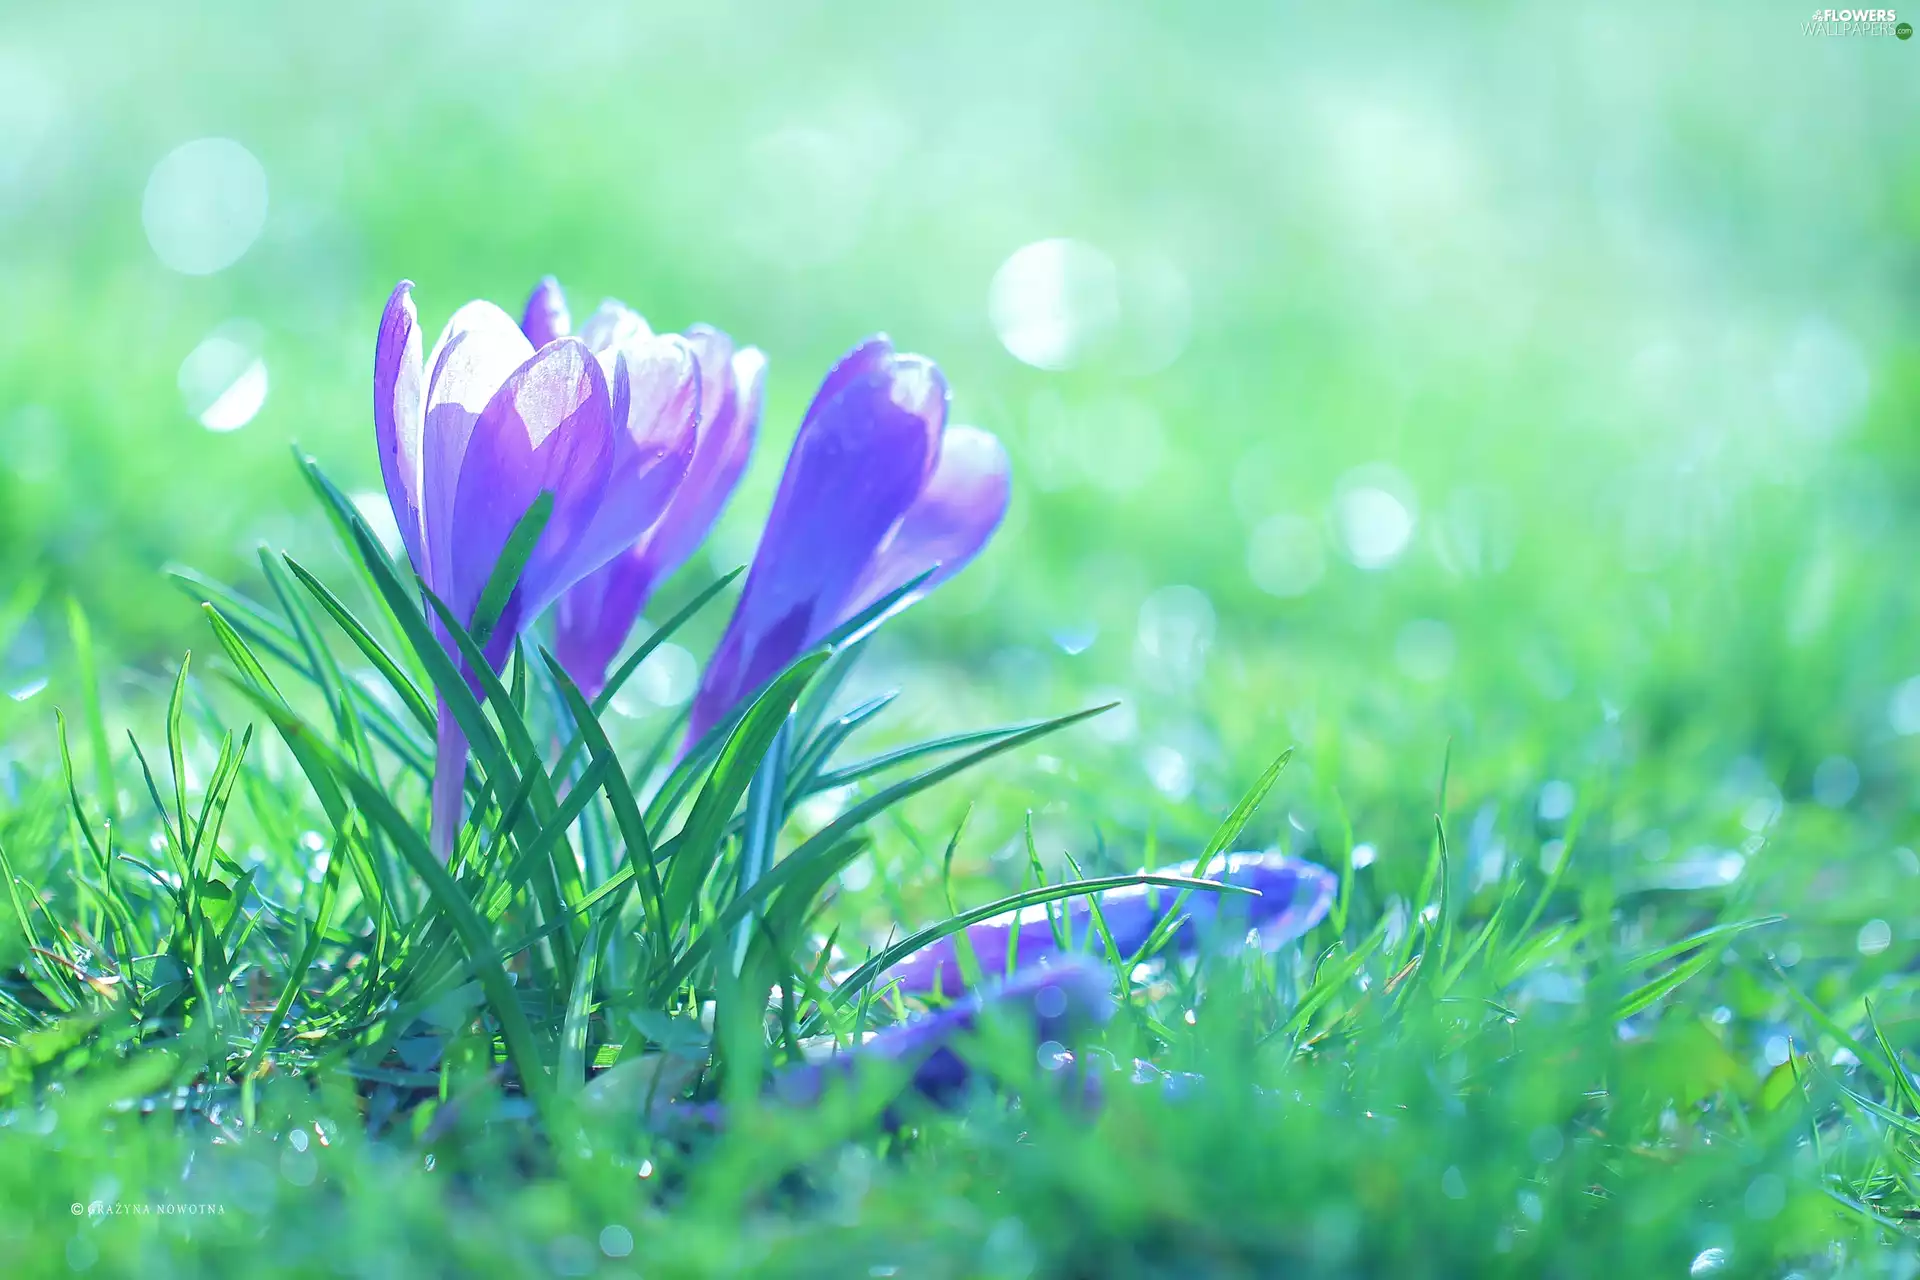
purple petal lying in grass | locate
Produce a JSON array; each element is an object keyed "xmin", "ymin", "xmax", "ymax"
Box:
[
  {"xmin": 372, "ymin": 279, "xmax": 702, "ymax": 852},
  {"xmin": 533, "ymin": 278, "xmax": 769, "ymax": 698},
  {"xmin": 663, "ymin": 956, "xmax": 1113, "ymax": 1130},
  {"xmin": 683, "ymin": 337, "xmax": 1011, "ymax": 744},
  {"xmin": 878, "ymin": 852, "xmax": 1339, "ymax": 999}
]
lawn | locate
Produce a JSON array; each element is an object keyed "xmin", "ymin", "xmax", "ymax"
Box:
[{"xmin": 1, "ymin": 2, "xmax": 1918, "ymax": 1276}]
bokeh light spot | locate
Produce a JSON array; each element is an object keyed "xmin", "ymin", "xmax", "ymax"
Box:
[
  {"xmin": 178, "ymin": 321, "xmax": 268, "ymax": 432},
  {"xmin": 989, "ymin": 238, "xmax": 1119, "ymax": 370},
  {"xmin": 1331, "ymin": 466, "xmax": 1417, "ymax": 569},
  {"xmin": 1246, "ymin": 514, "xmax": 1325, "ymax": 598},
  {"xmin": 142, "ymin": 138, "xmax": 268, "ymax": 275}
]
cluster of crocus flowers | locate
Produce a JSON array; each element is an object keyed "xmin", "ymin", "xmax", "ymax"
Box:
[
  {"xmin": 374, "ymin": 279, "xmax": 706, "ymax": 849},
  {"xmin": 373, "ymin": 276, "xmax": 1007, "ymax": 849}
]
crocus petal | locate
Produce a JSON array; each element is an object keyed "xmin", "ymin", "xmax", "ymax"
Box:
[
  {"xmin": 447, "ymin": 337, "xmax": 614, "ymax": 652},
  {"xmin": 552, "ymin": 325, "xmax": 767, "ymax": 697},
  {"xmin": 663, "ymin": 957, "xmax": 1114, "ymax": 1130},
  {"xmin": 553, "ymin": 334, "xmax": 701, "ymax": 591},
  {"xmin": 577, "ymin": 300, "xmax": 652, "ymax": 356},
  {"xmin": 685, "ymin": 339, "xmax": 945, "ymax": 742},
  {"xmin": 632, "ymin": 328, "xmax": 766, "ymax": 594},
  {"xmin": 520, "ymin": 276, "xmax": 572, "ymax": 348},
  {"xmin": 847, "ymin": 424, "xmax": 1011, "ymax": 617},
  {"xmin": 880, "ymin": 853, "xmax": 1338, "ymax": 999},
  {"xmin": 422, "ymin": 301, "xmax": 536, "ymax": 598},
  {"xmin": 373, "ymin": 280, "xmax": 427, "ymax": 574}
]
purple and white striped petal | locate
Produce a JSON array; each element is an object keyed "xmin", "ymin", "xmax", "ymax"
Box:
[
  {"xmin": 880, "ymin": 853, "xmax": 1338, "ymax": 999},
  {"xmin": 421, "ymin": 301, "xmax": 536, "ymax": 600},
  {"xmin": 520, "ymin": 276, "xmax": 572, "ymax": 349},
  {"xmin": 577, "ymin": 300, "xmax": 652, "ymax": 356},
  {"xmin": 447, "ymin": 337, "xmax": 615, "ymax": 645},
  {"xmin": 684, "ymin": 338, "xmax": 945, "ymax": 743},
  {"xmin": 847, "ymin": 424, "xmax": 1011, "ymax": 618},
  {"xmin": 373, "ymin": 281, "xmax": 427, "ymax": 574},
  {"xmin": 554, "ymin": 331, "xmax": 765, "ymax": 696},
  {"xmin": 548, "ymin": 335, "xmax": 701, "ymax": 599}
]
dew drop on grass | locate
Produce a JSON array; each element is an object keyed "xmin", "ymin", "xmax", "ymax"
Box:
[
  {"xmin": 1351, "ymin": 843, "xmax": 1377, "ymax": 869},
  {"xmin": 599, "ymin": 1226, "xmax": 634, "ymax": 1259},
  {"xmin": 1690, "ymin": 1247, "xmax": 1727, "ymax": 1276},
  {"xmin": 1857, "ymin": 919, "xmax": 1892, "ymax": 956}
]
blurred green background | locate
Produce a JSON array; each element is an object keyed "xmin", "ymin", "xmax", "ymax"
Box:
[{"xmin": 1, "ymin": 0, "xmax": 1916, "ymax": 931}]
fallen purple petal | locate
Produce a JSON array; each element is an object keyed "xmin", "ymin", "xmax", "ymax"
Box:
[
  {"xmin": 879, "ymin": 852, "xmax": 1338, "ymax": 999},
  {"xmin": 659, "ymin": 956, "xmax": 1114, "ymax": 1131}
]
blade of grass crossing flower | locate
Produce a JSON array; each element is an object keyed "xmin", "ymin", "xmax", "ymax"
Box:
[
  {"xmin": 782, "ymin": 692, "xmax": 897, "ymax": 804},
  {"xmin": 301, "ymin": 460, "xmax": 521, "ymax": 826},
  {"xmin": 397, "ymin": 747, "xmax": 619, "ymax": 1009},
  {"xmin": 787, "ymin": 635, "xmax": 868, "ymax": 748},
  {"xmin": 646, "ymin": 572, "xmax": 938, "ymax": 833},
  {"xmin": 731, "ymin": 719, "xmax": 793, "ymax": 974},
  {"xmin": 801, "ymin": 721, "xmax": 1046, "ymax": 798},
  {"xmin": 827, "ymin": 873, "xmax": 1258, "ymax": 1010},
  {"xmin": 594, "ymin": 570, "xmax": 743, "ymax": 721},
  {"xmin": 539, "ymin": 569, "xmax": 744, "ymax": 803},
  {"xmin": 1127, "ymin": 747, "xmax": 1293, "ymax": 970},
  {"xmin": 468, "ymin": 492, "xmax": 552, "ymax": 648},
  {"xmin": 539, "ymin": 651, "xmax": 668, "ymax": 941},
  {"xmin": 420, "ymin": 591, "xmax": 581, "ymax": 958},
  {"xmin": 662, "ymin": 653, "xmax": 829, "ymax": 935}
]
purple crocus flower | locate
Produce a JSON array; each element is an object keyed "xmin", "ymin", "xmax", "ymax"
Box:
[
  {"xmin": 683, "ymin": 337, "xmax": 1011, "ymax": 744},
  {"xmin": 508, "ymin": 278, "xmax": 771, "ymax": 699},
  {"xmin": 878, "ymin": 852, "xmax": 1338, "ymax": 999},
  {"xmin": 663, "ymin": 956, "xmax": 1113, "ymax": 1130},
  {"xmin": 372, "ymin": 280, "xmax": 701, "ymax": 851}
]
